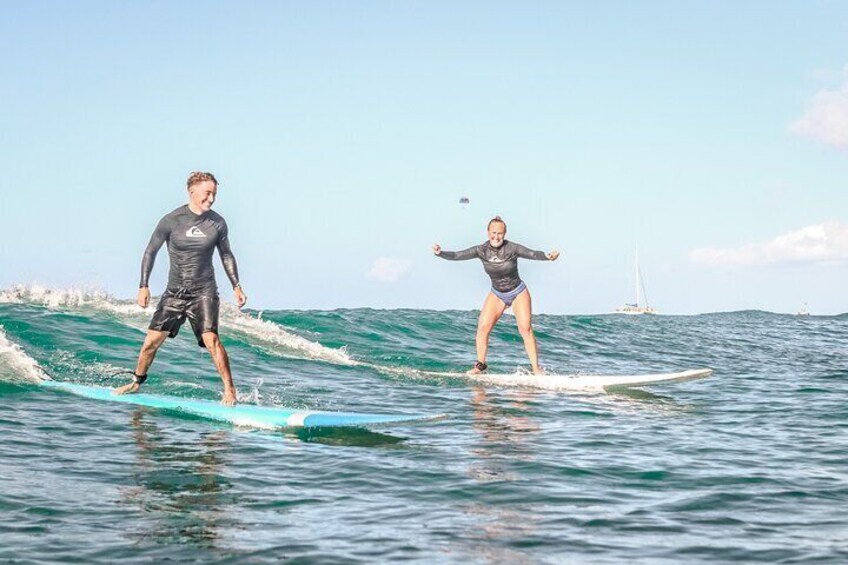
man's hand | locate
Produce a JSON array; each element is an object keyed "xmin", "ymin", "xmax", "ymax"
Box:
[
  {"xmin": 547, "ymin": 250, "xmax": 561, "ymax": 261},
  {"xmin": 234, "ymin": 286, "xmax": 247, "ymax": 308},
  {"xmin": 137, "ymin": 287, "xmax": 150, "ymax": 308},
  {"xmin": 432, "ymin": 244, "xmax": 442, "ymax": 255}
]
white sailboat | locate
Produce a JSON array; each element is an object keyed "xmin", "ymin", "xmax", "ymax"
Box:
[{"xmin": 616, "ymin": 250, "xmax": 657, "ymax": 315}]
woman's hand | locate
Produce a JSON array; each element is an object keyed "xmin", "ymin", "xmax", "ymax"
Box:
[
  {"xmin": 432, "ymin": 244, "xmax": 442, "ymax": 255},
  {"xmin": 547, "ymin": 250, "xmax": 560, "ymax": 261}
]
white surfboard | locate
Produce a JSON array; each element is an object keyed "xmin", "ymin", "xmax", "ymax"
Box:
[{"xmin": 420, "ymin": 368, "xmax": 713, "ymax": 392}]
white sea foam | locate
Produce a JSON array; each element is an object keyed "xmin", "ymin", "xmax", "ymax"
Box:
[
  {"xmin": 0, "ymin": 326, "xmax": 47, "ymax": 383},
  {"xmin": 1, "ymin": 284, "xmax": 356, "ymax": 366},
  {"xmin": 240, "ymin": 377, "xmax": 264, "ymax": 405},
  {"xmin": 44, "ymin": 349, "xmax": 135, "ymax": 386},
  {"xmin": 219, "ymin": 302, "xmax": 356, "ymax": 365},
  {"xmin": 0, "ymin": 284, "xmax": 150, "ymax": 318}
]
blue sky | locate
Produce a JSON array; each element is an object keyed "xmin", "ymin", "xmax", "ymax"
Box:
[{"xmin": 2, "ymin": 1, "xmax": 847, "ymax": 314}]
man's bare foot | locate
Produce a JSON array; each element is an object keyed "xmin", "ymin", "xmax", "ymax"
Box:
[
  {"xmin": 466, "ymin": 361, "xmax": 488, "ymax": 375},
  {"xmin": 532, "ymin": 366, "xmax": 545, "ymax": 375},
  {"xmin": 221, "ymin": 389, "xmax": 237, "ymax": 406},
  {"xmin": 113, "ymin": 382, "xmax": 140, "ymax": 395}
]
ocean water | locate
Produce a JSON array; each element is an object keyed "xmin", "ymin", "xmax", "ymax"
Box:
[{"xmin": 1, "ymin": 285, "xmax": 846, "ymax": 563}]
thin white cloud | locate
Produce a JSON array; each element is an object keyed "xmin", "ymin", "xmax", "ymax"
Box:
[
  {"xmin": 791, "ymin": 68, "xmax": 848, "ymax": 149},
  {"xmin": 365, "ymin": 257, "xmax": 413, "ymax": 283},
  {"xmin": 690, "ymin": 221, "xmax": 848, "ymax": 267}
]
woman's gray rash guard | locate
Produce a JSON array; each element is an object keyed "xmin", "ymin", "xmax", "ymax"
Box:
[
  {"xmin": 438, "ymin": 240, "xmax": 548, "ymax": 293},
  {"xmin": 139, "ymin": 205, "xmax": 240, "ymax": 294}
]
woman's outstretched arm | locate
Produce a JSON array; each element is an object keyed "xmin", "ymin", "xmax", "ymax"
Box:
[
  {"xmin": 511, "ymin": 242, "xmax": 556, "ymax": 261},
  {"xmin": 433, "ymin": 244, "xmax": 481, "ymax": 260}
]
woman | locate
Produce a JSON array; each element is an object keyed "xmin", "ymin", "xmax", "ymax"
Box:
[{"xmin": 433, "ymin": 216, "xmax": 560, "ymax": 375}]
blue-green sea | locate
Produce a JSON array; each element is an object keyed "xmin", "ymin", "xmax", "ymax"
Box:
[{"xmin": 1, "ymin": 286, "xmax": 846, "ymax": 563}]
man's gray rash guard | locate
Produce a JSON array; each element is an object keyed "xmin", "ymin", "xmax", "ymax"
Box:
[
  {"xmin": 139, "ymin": 205, "xmax": 240, "ymax": 294},
  {"xmin": 438, "ymin": 240, "xmax": 548, "ymax": 293}
]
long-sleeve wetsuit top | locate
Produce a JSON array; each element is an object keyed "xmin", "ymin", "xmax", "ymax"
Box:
[
  {"xmin": 438, "ymin": 240, "xmax": 549, "ymax": 293},
  {"xmin": 139, "ymin": 205, "xmax": 240, "ymax": 294}
]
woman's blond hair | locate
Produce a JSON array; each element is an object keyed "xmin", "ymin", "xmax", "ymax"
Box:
[{"xmin": 487, "ymin": 216, "xmax": 506, "ymax": 231}]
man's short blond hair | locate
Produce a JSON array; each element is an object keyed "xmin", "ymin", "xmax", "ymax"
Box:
[{"xmin": 186, "ymin": 171, "xmax": 218, "ymax": 190}]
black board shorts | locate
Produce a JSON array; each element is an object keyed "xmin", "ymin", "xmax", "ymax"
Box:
[{"xmin": 148, "ymin": 289, "xmax": 220, "ymax": 347}]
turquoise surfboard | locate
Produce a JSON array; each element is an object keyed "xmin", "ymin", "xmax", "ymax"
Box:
[{"xmin": 41, "ymin": 381, "xmax": 443, "ymax": 429}]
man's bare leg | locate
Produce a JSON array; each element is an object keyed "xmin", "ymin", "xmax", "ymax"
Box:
[
  {"xmin": 113, "ymin": 330, "xmax": 169, "ymax": 395},
  {"xmin": 202, "ymin": 332, "xmax": 237, "ymax": 406}
]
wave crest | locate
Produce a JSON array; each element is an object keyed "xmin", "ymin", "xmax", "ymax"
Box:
[
  {"xmin": 221, "ymin": 303, "xmax": 355, "ymax": 365},
  {"xmin": 0, "ymin": 326, "xmax": 47, "ymax": 383},
  {"xmin": 1, "ymin": 284, "xmax": 355, "ymax": 366}
]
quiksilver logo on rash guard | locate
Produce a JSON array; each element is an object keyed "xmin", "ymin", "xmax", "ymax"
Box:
[{"xmin": 186, "ymin": 226, "xmax": 207, "ymax": 238}]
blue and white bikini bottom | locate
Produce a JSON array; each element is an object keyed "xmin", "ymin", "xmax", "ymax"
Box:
[{"xmin": 491, "ymin": 280, "xmax": 527, "ymax": 307}]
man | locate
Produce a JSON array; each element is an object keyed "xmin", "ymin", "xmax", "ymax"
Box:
[{"xmin": 114, "ymin": 171, "xmax": 247, "ymax": 405}]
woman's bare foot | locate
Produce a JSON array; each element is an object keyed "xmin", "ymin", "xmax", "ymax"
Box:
[{"xmin": 466, "ymin": 361, "xmax": 488, "ymax": 375}]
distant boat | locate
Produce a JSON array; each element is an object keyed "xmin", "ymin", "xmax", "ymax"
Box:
[
  {"xmin": 796, "ymin": 302, "xmax": 810, "ymax": 316},
  {"xmin": 616, "ymin": 250, "xmax": 657, "ymax": 315}
]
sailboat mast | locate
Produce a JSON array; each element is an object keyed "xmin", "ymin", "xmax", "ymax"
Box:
[{"xmin": 635, "ymin": 249, "xmax": 642, "ymax": 307}]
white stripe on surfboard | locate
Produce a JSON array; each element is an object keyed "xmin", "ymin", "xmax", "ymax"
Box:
[{"xmin": 286, "ymin": 411, "xmax": 314, "ymax": 427}]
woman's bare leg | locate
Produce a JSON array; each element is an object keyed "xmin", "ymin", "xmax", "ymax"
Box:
[
  {"xmin": 469, "ymin": 293, "xmax": 507, "ymax": 374},
  {"xmin": 511, "ymin": 289, "xmax": 542, "ymax": 374}
]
